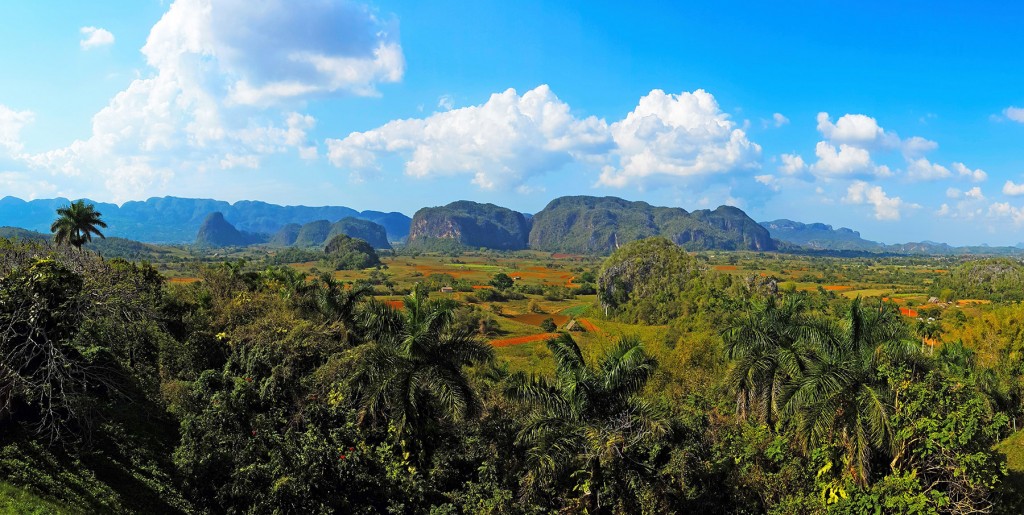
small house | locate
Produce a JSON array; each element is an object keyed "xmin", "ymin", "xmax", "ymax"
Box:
[{"xmin": 440, "ymin": 286, "xmax": 454, "ymax": 294}]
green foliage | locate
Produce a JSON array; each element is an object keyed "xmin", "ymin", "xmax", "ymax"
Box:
[
  {"xmin": 528, "ymin": 195, "xmax": 775, "ymax": 253},
  {"xmin": 49, "ymin": 200, "xmax": 106, "ymax": 250},
  {"xmin": 408, "ymin": 201, "xmax": 530, "ymax": 251},
  {"xmin": 324, "ymin": 234, "xmax": 381, "ymax": 270},
  {"xmin": 489, "ymin": 272, "xmax": 513, "ymax": 290},
  {"xmin": 934, "ymin": 258, "xmax": 1024, "ymax": 302},
  {"xmin": 598, "ymin": 237, "xmax": 722, "ymax": 324}
]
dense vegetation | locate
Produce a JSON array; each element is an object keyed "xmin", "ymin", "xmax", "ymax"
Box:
[
  {"xmin": 408, "ymin": 201, "xmax": 531, "ymax": 251},
  {"xmin": 528, "ymin": 196, "xmax": 776, "ymax": 254},
  {"xmin": 327, "ymin": 218, "xmax": 391, "ymax": 249},
  {"xmin": 324, "ymin": 234, "xmax": 382, "ymax": 270},
  {"xmin": 1, "ymin": 234, "xmax": 1022, "ymax": 513},
  {"xmin": 933, "ymin": 258, "xmax": 1024, "ymax": 302}
]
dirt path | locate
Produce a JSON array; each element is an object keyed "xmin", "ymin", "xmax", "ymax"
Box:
[{"xmin": 578, "ymin": 318, "xmax": 601, "ymax": 332}]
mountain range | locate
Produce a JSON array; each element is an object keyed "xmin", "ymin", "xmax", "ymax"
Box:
[
  {"xmin": 5, "ymin": 194, "xmax": 1024, "ymax": 256},
  {"xmin": 0, "ymin": 196, "xmax": 411, "ymax": 243},
  {"xmin": 761, "ymin": 219, "xmax": 1024, "ymax": 256}
]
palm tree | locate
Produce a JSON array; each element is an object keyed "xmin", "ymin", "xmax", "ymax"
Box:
[
  {"xmin": 352, "ymin": 285, "xmax": 494, "ymax": 450},
  {"xmin": 724, "ymin": 296, "xmax": 814, "ymax": 426},
  {"xmin": 50, "ymin": 200, "xmax": 107, "ymax": 251},
  {"xmin": 785, "ymin": 298, "xmax": 919, "ymax": 486},
  {"xmin": 505, "ymin": 333, "xmax": 665, "ymax": 510}
]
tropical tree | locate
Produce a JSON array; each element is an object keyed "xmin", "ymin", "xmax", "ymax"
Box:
[
  {"xmin": 785, "ymin": 298, "xmax": 920, "ymax": 486},
  {"xmin": 352, "ymin": 285, "xmax": 494, "ymax": 453},
  {"xmin": 724, "ymin": 295, "xmax": 814, "ymax": 426},
  {"xmin": 505, "ymin": 333, "xmax": 666, "ymax": 511},
  {"xmin": 50, "ymin": 200, "xmax": 107, "ymax": 251}
]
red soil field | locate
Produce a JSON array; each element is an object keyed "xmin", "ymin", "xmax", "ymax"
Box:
[
  {"xmin": 714, "ymin": 265, "xmax": 738, "ymax": 271},
  {"xmin": 823, "ymin": 285, "xmax": 853, "ymax": 291},
  {"xmin": 471, "ymin": 285, "xmax": 493, "ymax": 289},
  {"xmin": 899, "ymin": 307, "xmax": 919, "ymax": 317},
  {"xmin": 490, "ymin": 333, "xmax": 560, "ymax": 348},
  {"xmin": 512, "ymin": 313, "xmax": 569, "ymax": 327},
  {"xmin": 384, "ymin": 300, "xmax": 405, "ymax": 310},
  {"xmin": 577, "ymin": 319, "xmax": 600, "ymax": 332}
]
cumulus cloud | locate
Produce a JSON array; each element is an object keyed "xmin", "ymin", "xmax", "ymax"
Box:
[
  {"xmin": 27, "ymin": 0, "xmax": 394, "ymax": 200},
  {"xmin": 965, "ymin": 186, "xmax": 984, "ymax": 200},
  {"xmin": 1005, "ymin": 107, "xmax": 1024, "ymax": 123},
  {"xmin": 327, "ymin": 85, "xmax": 609, "ymax": 189},
  {"xmin": 809, "ymin": 141, "xmax": 890, "ymax": 178},
  {"xmin": 843, "ymin": 180, "xmax": 915, "ymax": 220},
  {"xmin": 946, "ymin": 187, "xmax": 962, "ymax": 199},
  {"xmin": 952, "ymin": 162, "xmax": 987, "ymax": 182},
  {"xmin": 988, "ymin": 202, "xmax": 1024, "ymax": 225},
  {"xmin": 80, "ymin": 27, "xmax": 115, "ymax": 49},
  {"xmin": 0, "ymin": 171, "xmax": 58, "ymax": 200},
  {"xmin": 906, "ymin": 157, "xmax": 951, "ymax": 181},
  {"xmin": 600, "ymin": 89, "xmax": 760, "ymax": 187},
  {"xmin": 328, "ymin": 86, "xmax": 761, "ymax": 191},
  {"xmin": 0, "ymin": 105, "xmax": 34, "ymax": 154},
  {"xmin": 1003, "ymin": 180, "xmax": 1024, "ymax": 196},
  {"xmin": 901, "ymin": 136, "xmax": 938, "ymax": 158},
  {"xmin": 754, "ymin": 174, "xmax": 780, "ymax": 191},
  {"xmin": 762, "ymin": 112, "xmax": 789, "ymax": 128},
  {"xmin": 816, "ymin": 112, "xmax": 900, "ymax": 149},
  {"xmin": 777, "ymin": 153, "xmax": 806, "ymax": 175}
]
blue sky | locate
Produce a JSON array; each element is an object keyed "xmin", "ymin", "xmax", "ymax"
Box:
[{"xmin": 1, "ymin": 0, "xmax": 1024, "ymax": 245}]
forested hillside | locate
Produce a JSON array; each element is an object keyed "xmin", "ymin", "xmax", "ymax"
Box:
[{"xmin": 2, "ymin": 235, "xmax": 1020, "ymax": 513}]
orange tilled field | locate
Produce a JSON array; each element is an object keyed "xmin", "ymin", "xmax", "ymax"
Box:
[{"xmin": 489, "ymin": 333, "xmax": 560, "ymax": 348}]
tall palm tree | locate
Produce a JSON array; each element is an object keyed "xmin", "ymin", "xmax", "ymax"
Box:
[
  {"xmin": 785, "ymin": 298, "xmax": 919, "ymax": 486},
  {"xmin": 50, "ymin": 200, "xmax": 107, "ymax": 251},
  {"xmin": 724, "ymin": 296, "xmax": 814, "ymax": 426},
  {"xmin": 505, "ymin": 333, "xmax": 665, "ymax": 510},
  {"xmin": 353, "ymin": 285, "xmax": 494, "ymax": 449}
]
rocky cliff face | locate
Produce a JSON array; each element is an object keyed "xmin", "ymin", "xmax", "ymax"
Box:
[
  {"xmin": 195, "ymin": 212, "xmax": 265, "ymax": 247},
  {"xmin": 407, "ymin": 201, "xmax": 530, "ymax": 250},
  {"xmin": 528, "ymin": 196, "xmax": 776, "ymax": 253}
]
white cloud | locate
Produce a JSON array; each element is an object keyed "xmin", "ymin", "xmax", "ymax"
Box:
[
  {"xmin": 906, "ymin": 157, "xmax": 951, "ymax": 181},
  {"xmin": 754, "ymin": 174, "xmax": 780, "ymax": 191},
  {"xmin": 437, "ymin": 95, "xmax": 454, "ymax": 111},
  {"xmin": 1003, "ymin": 180, "xmax": 1024, "ymax": 196},
  {"xmin": 965, "ymin": 186, "xmax": 984, "ymax": 200},
  {"xmin": 327, "ymin": 85, "xmax": 609, "ymax": 189},
  {"xmin": 777, "ymin": 153, "xmax": 806, "ymax": 175},
  {"xmin": 0, "ymin": 105, "xmax": 34, "ymax": 154},
  {"xmin": 600, "ymin": 89, "xmax": 760, "ymax": 187},
  {"xmin": 843, "ymin": 180, "xmax": 915, "ymax": 220},
  {"xmin": 809, "ymin": 141, "xmax": 890, "ymax": 178},
  {"xmin": 80, "ymin": 27, "xmax": 115, "ymax": 49},
  {"xmin": 328, "ymin": 86, "xmax": 761, "ymax": 191},
  {"xmin": 952, "ymin": 162, "xmax": 987, "ymax": 182},
  {"xmin": 1005, "ymin": 107, "xmax": 1024, "ymax": 123},
  {"xmin": 936, "ymin": 203, "xmax": 950, "ymax": 216},
  {"xmin": 816, "ymin": 112, "xmax": 900, "ymax": 149},
  {"xmin": 988, "ymin": 202, "xmax": 1024, "ymax": 225},
  {"xmin": 766, "ymin": 112, "xmax": 789, "ymax": 128},
  {"xmin": 946, "ymin": 187, "xmax": 962, "ymax": 199},
  {"xmin": 901, "ymin": 136, "xmax": 938, "ymax": 158},
  {"xmin": 27, "ymin": 0, "xmax": 391, "ymax": 201},
  {"xmin": 0, "ymin": 171, "xmax": 58, "ymax": 200}
]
